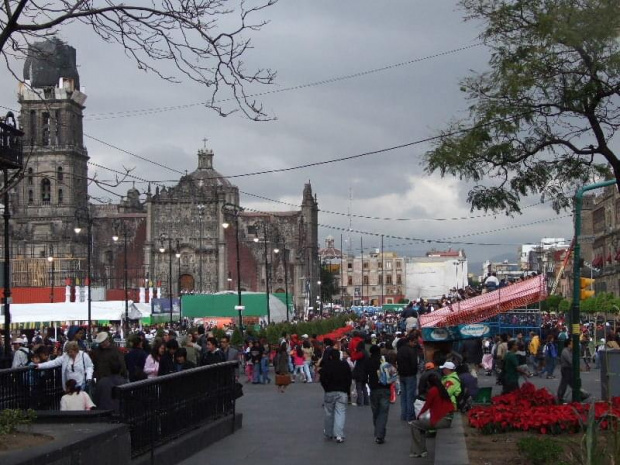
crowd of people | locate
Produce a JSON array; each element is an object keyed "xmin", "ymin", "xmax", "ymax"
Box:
[{"xmin": 3, "ymin": 295, "xmax": 617, "ymax": 458}]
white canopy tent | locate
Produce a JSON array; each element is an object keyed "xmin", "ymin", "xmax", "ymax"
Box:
[{"xmin": 8, "ymin": 301, "xmax": 146, "ymax": 323}]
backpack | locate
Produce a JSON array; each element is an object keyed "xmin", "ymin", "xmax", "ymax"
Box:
[
  {"xmin": 378, "ymin": 360, "xmax": 398, "ymax": 385},
  {"xmin": 456, "ymin": 385, "xmax": 472, "ymax": 413},
  {"xmin": 18, "ymin": 347, "xmax": 32, "ymax": 367}
]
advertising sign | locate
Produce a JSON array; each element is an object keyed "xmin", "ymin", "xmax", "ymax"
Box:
[
  {"xmin": 421, "ymin": 323, "xmax": 491, "ymax": 342},
  {"xmin": 151, "ymin": 298, "xmax": 181, "ymax": 314}
]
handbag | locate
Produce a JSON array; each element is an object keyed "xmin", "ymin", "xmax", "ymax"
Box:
[
  {"xmin": 413, "ymin": 398, "xmax": 426, "ymax": 416},
  {"xmin": 275, "ymin": 374, "xmax": 291, "ymax": 386}
]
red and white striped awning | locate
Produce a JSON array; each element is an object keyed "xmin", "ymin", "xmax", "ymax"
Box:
[{"xmin": 419, "ymin": 274, "xmax": 547, "ymax": 328}]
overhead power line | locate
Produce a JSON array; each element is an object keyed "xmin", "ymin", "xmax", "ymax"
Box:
[{"xmin": 82, "ymin": 43, "xmax": 483, "ymax": 121}]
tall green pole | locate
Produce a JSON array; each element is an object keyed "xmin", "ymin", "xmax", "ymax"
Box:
[{"xmin": 572, "ymin": 179, "xmax": 615, "ymax": 402}]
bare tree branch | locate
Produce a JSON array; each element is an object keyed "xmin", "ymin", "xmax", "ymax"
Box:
[{"xmin": 1, "ymin": 0, "xmax": 277, "ymax": 120}]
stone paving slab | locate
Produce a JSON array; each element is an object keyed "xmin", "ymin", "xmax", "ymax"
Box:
[
  {"xmin": 179, "ymin": 379, "xmax": 431, "ymax": 465},
  {"xmin": 179, "ymin": 365, "xmax": 603, "ymax": 465}
]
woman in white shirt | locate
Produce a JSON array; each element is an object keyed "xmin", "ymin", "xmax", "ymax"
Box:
[
  {"xmin": 144, "ymin": 340, "xmax": 165, "ymax": 378},
  {"xmin": 37, "ymin": 341, "xmax": 94, "ymax": 390}
]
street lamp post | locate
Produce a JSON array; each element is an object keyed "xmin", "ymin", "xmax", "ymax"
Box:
[
  {"xmin": 47, "ymin": 246, "xmax": 54, "ymax": 303},
  {"xmin": 75, "ymin": 207, "xmax": 93, "ymax": 340},
  {"xmin": 197, "ymin": 204, "xmax": 204, "ymax": 293},
  {"xmin": 317, "ymin": 280, "xmax": 322, "ymax": 317},
  {"xmin": 159, "ymin": 235, "xmax": 179, "ymax": 326},
  {"xmin": 0, "ymin": 111, "xmax": 24, "ymax": 363},
  {"xmin": 112, "ymin": 222, "xmax": 129, "ymax": 335},
  {"xmin": 254, "ymin": 222, "xmax": 271, "ymax": 324},
  {"xmin": 222, "ymin": 203, "xmax": 244, "ymax": 337},
  {"xmin": 176, "ymin": 249, "xmax": 182, "ymax": 324},
  {"xmin": 275, "ymin": 239, "xmax": 290, "ymax": 322}
]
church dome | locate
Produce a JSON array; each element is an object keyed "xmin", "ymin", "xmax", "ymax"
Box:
[{"xmin": 188, "ymin": 148, "xmax": 232, "ymax": 188}]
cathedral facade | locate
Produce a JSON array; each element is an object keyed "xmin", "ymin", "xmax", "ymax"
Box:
[{"xmin": 5, "ymin": 39, "xmax": 319, "ymax": 314}]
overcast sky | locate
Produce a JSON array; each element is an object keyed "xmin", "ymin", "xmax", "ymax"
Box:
[{"xmin": 0, "ymin": 0, "xmax": 580, "ymax": 269}]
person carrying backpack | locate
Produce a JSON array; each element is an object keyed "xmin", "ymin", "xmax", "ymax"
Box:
[
  {"xmin": 439, "ymin": 361, "xmax": 461, "ymax": 410},
  {"xmin": 365, "ymin": 345, "xmax": 393, "ymax": 444},
  {"xmin": 11, "ymin": 337, "xmax": 31, "ymax": 368},
  {"xmin": 542, "ymin": 335, "xmax": 558, "ymax": 379}
]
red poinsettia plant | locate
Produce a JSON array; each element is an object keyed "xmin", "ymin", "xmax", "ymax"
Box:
[
  {"xmin": 468, "ymin": 382, "xmax": 620, "ymax": 435},
  {"xmin": 316, "ymin": 325, "xmax": 354, "ymax": 343}
]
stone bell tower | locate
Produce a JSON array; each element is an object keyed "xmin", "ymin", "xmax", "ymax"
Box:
[{"xmin": 11, "ymin": 38, "xmax": 89, "ymax": 276}]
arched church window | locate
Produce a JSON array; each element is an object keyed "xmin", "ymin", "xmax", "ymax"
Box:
[
  {"xmin": 28, "ymin": 190, "xmax": 33, "ymax": 205},
  {"xmin": 57, "ymin": 166, "xmax": 63, "ymax": 181},
  {"xmin": 27, "ymin": 168, "xmax": 33, "ymax": 185},
  {"xmin": 58, "ymin": 189, "xmax": 63, "ymax": 204},
  {"xmin": 41, "ymin": 178, "xmax": 51, "ymax": 204}
]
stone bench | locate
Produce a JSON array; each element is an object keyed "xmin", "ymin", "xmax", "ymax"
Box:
[{"xmin": 434, "ymin": 413, "xmax": 470, "ymax": 465}]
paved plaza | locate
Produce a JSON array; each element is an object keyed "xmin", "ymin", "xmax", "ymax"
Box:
[{"xmin": 179, "ymin": 367, "xmax": 603, "ymax": 465}]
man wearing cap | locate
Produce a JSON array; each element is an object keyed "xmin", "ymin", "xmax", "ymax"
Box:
[
  {"xmin": 91, "ymin": 332, "xmax": 127, "ymax": 381},
  {"xmin": 440, "ymin": 361, "xmax": 461, "ymax": 409},
  {"xmin": 11, "ymin": 337, "xmax": 30, "ymax": 368},
  {"xmin": 397, "ymin": 333, "xmax": 419, "ymax": 422}
]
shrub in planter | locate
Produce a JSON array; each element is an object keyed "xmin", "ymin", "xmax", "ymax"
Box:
[{"xmin": 517, "ymin": 437, "xmax": 564, "ymax": 465}]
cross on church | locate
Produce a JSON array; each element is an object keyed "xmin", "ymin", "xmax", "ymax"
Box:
[{"xmin": 202, "ymin": 137, "xmax": 208, "ymax": 148}]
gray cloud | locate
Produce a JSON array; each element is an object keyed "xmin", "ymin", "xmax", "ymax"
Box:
[{"xmin": 0, "ymin": 0, "xmax": 574, "ymax": 263}]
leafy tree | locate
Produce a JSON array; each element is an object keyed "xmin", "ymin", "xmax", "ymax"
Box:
[
  {"xmin": 542, "ymin": 295, "xmax": 563, "ymax": 312},
  {"xmin": 425, "ymin": 0, "xmax": 620, "ymax": 214},
  {"xmin": 320, "ymin": 266, "xmax": 338, "ymax": 303},
  {"xmin": 0, "ymin": 0, "xmax": 277, "ymax": 120}
]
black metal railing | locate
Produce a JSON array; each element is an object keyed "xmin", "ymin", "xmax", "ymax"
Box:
[
  {"xmin": 0, "ymin": 366, "xmax": 63, "ymax": 411},
  {"xmin": 114, "ymin": 361, "xmax": 238, "ymax": 458}
]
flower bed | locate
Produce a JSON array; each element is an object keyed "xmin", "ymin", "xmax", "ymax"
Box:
[{"xmin": 468, "ymin": 382, "xmax": 620, "ymax": 435}]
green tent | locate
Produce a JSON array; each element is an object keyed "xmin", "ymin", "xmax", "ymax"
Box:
[{"xmin": 181, "ymin": 293, "xmax": 288, "ymax": 320}]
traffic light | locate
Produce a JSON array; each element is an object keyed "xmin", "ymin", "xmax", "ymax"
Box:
[{"xmin": 580, "ymin": 277, "xmax": 595, "ymax": 300}]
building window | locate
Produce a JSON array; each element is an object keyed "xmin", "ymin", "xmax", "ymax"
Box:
[
  {"xmin": 396, "ymin": 261, "xmax": 402, "ymax": 269},
  {"xmin": 397, "ymin": 274, "xmax": 402, "ymax": 285},
  {"xmin": 58, "ymin": 189, "xmax": 63, "ymax": 204},
  {"xmin": 348, "ymin": 262, "xmax": 353, "ymax": 270},
  {"xmin": 386, "ymin": 275, "xmax": 393, "ymax": 284},
  {"xmin": 29, "ymin": 110, "xmax": 36, "ymax": 142},
  {"xmin": 363, "ymin": 262, "xmax": 368, "ymax": 269},
  {"xmin": 41, "ymin": 178, "xmax": 51, "ymax": 204},
  {"xmin": 363, "ymin": 276, "xmax": 369, "ymax": 285},
  {"xmin": 28, "ymin": 190, "xmax": 34, "ymax": 205},
  {"xmin": 378, "ymin": 275, "xmax": 383, "ymax": 285},
  {"xmin": 378, "ymin": 261, "xmax": 382, "ymax": 268},
  {"xmin": 54, "ymin": 110, "xmax": 61, "ymax": 145},
  {"xmin": 386, "ymin": 261, "xmax": 392, "ymax": 270},
  {"xmin": 42, "ymin": 112, "xmax": 50, "ymax": 146},
  {"xmin": 27, "ymin": 168, "xmax": 33, "ymax": 185},
  {"xmin": 347, "ymin": 276, "xmax": 352, "ymax": 285},
  {"xmin": 593, "ymin": 207, "xmax": 605, "ymax": 234},
  {"xmin": 57, "ymin": 166, "xmax": 63, "ymax": 182}
]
